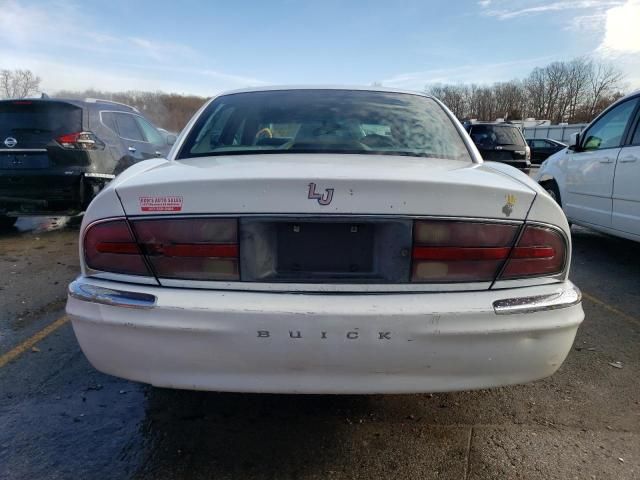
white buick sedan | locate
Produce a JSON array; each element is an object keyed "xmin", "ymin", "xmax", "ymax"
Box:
[{"xmin": 66, "ymin": 87, "xmax": 583, "ymax": 394}]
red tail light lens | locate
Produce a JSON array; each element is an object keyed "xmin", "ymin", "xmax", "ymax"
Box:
[
  {"xmin": 131, "ymin": 218, "xmax": 239, "ymax": 281},
  {"xmin": 500, "ymin": 225, "xmax": 566, "ymax": 279},
  {"xmin": 56, "ymin": 131, "xmax": 102, "ymax": 150},
  {"xmin": 412, "ymin": 221, "xmax": 519, "ymax": 282},
  {"xmin": 411, "ymin": 221, "xmax": 567, "ymax": 283},
  {"xmin": 84, "ymin": 220, "xmax": 150, "ymax": 276},
  {"xmin": 84, "ymin": 218, "xmax": 239, "ymax": 280}
]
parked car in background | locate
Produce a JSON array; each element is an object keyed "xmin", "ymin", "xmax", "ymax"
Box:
[
  {"xmin": 464, "ymin": 122, "xmax": 531, "ymax": 173},
  {"xmin": 527, "ymin": 138, "xmax": 566, "ymax": 164},
  {"xmin": 537, "ymin": 90, "xmax": 640, "ymax": 242},
  {"xmin": 67, "ymin": 87, "xmax": 583, "ymax": 394},
  {"xmin": 0, "ymin": 98, "xmax": 174, "ymax": 227}
]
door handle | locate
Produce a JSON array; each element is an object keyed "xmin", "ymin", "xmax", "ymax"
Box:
[
  {"xmin": 154, "ymin": 151, "xmax": 163, "ymax": 157},
  {"xmin": 620, "ymin": 155, "xmax": 638, "ymax": 163},
  {"xmin": 599, "ymin": 157, "xmax": 613, "ymax": 164},
  {"xmin": 128, "ymin": 146, "xmax": 136, "ymax": 153}
]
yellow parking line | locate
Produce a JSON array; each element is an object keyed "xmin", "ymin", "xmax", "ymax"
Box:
[
  {"xmin": 0, "ymin": 315, "xmax": 69, "ymax": 369},
  {"xmin": 582, "ymin": 292, "xmax": 640, "ymax": 328}
]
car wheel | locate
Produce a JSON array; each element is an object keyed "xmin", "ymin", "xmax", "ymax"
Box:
[
  {"xmin": 0, "ymin": 216, "xmax": 17, "ymax": 229},
  {"xmin": 542, "ymin": 181, "xmax": 561, "ymax": 206}
]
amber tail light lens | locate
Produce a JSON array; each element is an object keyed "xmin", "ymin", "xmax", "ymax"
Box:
[
  {"xmin": 411, "ymin": 221, "xmax": 566, "ymax": 283},
  {"xmin": 84, "ymin": 218, "xmax": 239, "ymax": 280}
]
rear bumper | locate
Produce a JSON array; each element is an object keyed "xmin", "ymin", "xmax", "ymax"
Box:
[
  {"xmin": 66, "ymin": 277, "xmax": 583, "ymax": 394},
  {"xmin": 0, "ymin": 169, "xmax": 111, "ymax": 215}
]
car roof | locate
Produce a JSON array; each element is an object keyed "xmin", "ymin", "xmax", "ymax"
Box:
[{"xmin": 0, "ymin": 97, "xmax": 138, "ymax": 113}]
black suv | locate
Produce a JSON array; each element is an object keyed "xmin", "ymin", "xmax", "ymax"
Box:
[
  {"xmin": 0, "ymin": 98, "xmax": 174, "ymax": 227},
  {"xmin": 464, "ymin": 122, "xmax": 531, "ymax": 173}
]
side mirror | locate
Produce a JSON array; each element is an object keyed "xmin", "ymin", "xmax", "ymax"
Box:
[
  {"xmin": 568, "ymin": 132, "xmax": 580, "ymax": 150},
  {"xmin": 166, "ymin": 134, "xmax": 177, "ymax": 146}
]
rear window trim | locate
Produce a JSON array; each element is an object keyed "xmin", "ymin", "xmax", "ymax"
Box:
[{"xmin": 180, "ymin": 149, "xmax": 461, "ymax": 160}]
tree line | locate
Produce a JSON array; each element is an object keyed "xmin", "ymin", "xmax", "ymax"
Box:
[
  {"xmin": 54, "ymin": 89, "xmax": 207, "ymax": 133},
  {"xmin": 426, "ymin": 57, "xmax": 626, "ymax": 124},
  {"xmin": 0, "ymin": 70, "xmax": 207, "ymax": 132},
  {"xmin": 0, "ymin": 58, "xmax": 631, "ymax": 129}
]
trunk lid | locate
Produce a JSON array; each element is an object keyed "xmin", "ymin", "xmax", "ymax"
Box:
[{"xmin": 115, "ymin": 154, "xmax": 535, "ymax": 219}]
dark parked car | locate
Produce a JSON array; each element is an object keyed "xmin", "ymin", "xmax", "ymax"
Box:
[
  {"xmin": 464, "ymin": 122, "xmax": 531, "ymax": 173},
  {"xmin": 526, "ymin": 138, "xmax": 567, "ymax": 164},
  {"xmin": 0, "ymin": 98, "xmax": 174, "ymax": 227}
]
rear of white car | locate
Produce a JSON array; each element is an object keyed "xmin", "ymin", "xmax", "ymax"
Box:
[{"xmin": 66, "ymin": 87, "xmax": 583, "ymax": 394}]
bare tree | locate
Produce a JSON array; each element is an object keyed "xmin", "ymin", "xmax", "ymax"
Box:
[
  {"xmin": 0, "ymin": 69, "xmax": 42, "ymax": 99},
  {"xmin": 426, "ymin": 57, "xmax": 627, "ymax": 123},
  {"xmin": 427, "ymin": 84, "xmax": 468, "ymax": 119},
  {"xmin": 586, "ymin": 61, "xmax": 624, "ymax": 118},
  {"xmin": 561, "ymin": 58, "xmax": 591, "ymax": 122},
  {"xmin": 494, "ymin": 80, "xmax": 524, "ymax": 120}
]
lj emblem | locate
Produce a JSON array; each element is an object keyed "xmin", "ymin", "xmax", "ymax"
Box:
[{"xmin": 307, "ymin": 182, "xmax": 334, "ymax": 206}]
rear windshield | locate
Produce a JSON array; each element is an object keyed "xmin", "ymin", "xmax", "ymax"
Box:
[
  {"xmin": 0, "ymin": 101, "xmax": 82, "ymax": 144},
  {"xmin": 468, "ymin": 125, "xmax": 525, "ymax": 147},
  {"xmin": 178, "ymin": 90, "xmax": 471, "ymax": 161}
]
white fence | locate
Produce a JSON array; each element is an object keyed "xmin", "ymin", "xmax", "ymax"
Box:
[{"xmin": 523, "ymin": 124, "xmax": 588, "ymax": 142}]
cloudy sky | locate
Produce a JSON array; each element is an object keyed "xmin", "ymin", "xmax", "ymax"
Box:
[{"xmin": 1, "ymin": 0, "xmax": 638, "ymax": 96}]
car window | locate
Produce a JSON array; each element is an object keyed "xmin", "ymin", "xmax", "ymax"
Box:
[
  {"xmin": 0, "ymin": 101, "xmax": 82, "ymax": 145},
  {"xmin": 135, "ymin": 116, "xmax": 165, "ymax": 144},
  {"xmin": 179, "ymin": 90, "xmax": 471, "ymax": 161},
  {"xmin": 631, "ymin": 118, "xmax": 640, "ymax": 146},
  {"xmin": 469, "ymin": 125, "xmax": 525, "ymax": 147},
  {"xmin": 101, "ymin": 112, "xmax": 118, "ymax": 134},
  {"xmin": 531, "ymin": 139, "xmax": 547, "ymax": 148},
  {"xmin": 114, "ymin": 113, "xmax": 144, "ymax": 142},
  {"xmin": 582, "ymin": 99, "xmax": 638, "ymax": 151}
]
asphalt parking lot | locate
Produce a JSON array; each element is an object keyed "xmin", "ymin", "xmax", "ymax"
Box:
[{"xmin": 0, "ymin": 214, "xmax": 638, "ymax": 479}]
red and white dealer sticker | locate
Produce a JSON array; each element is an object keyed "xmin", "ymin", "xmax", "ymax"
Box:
[{"xmin": 139, "ymin": 195, "xmax": 183, "ymax": 212}]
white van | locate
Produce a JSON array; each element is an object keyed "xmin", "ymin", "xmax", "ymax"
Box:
[{"xmin": 537, "ymin": 91, "xmax": 640, "ymax": 242}]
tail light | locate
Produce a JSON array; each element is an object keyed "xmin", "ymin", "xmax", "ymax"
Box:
[
  {"xmin": 83, "ymin": 218, "xmax": 239, "ymax": 280},
  {"xmin": 84, "ymin": 217, "xmax": 565, "ymax": 285},
  {"xmin": 84, "ymin": 220, "xmax": 149, "ymax": 276},
  {"xmin": 132, "ymin": 218, "xmax": 238, "ymax": 280},
  {"xmin": 412, "ymin": 221, "xmax": 566, "ymax": 283},
  {"xmin": 57, "ymin": 131, "xmax": 103, "ymax": 150},
  {"xmin": 500, "ymin": 225, "xmax": 566, "ymax": 279}
]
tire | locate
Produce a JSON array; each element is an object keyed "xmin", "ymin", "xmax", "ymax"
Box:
[
  {"xmin": 542, "ymin": 181, "xmax": 561, "ymax": 206},
  {"xmin": 541, "ymin": 181, "xmax": 571, "ymax": 228},
  {"xmin": 0, "ymin": 216, "xmax": 17, "ymax": 229}
]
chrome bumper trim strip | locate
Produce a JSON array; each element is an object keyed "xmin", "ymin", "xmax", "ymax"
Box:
[
  {"xmin": 68, "ymin": 280, "xmax": 156, "ymax": 309},
  {"xmin": 84, "ymin": 173, "xmax": 116, "ymax": 179},
  {"xmin": 493, "ymin": 285, "xmax": 581, "ymax": 315}
]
